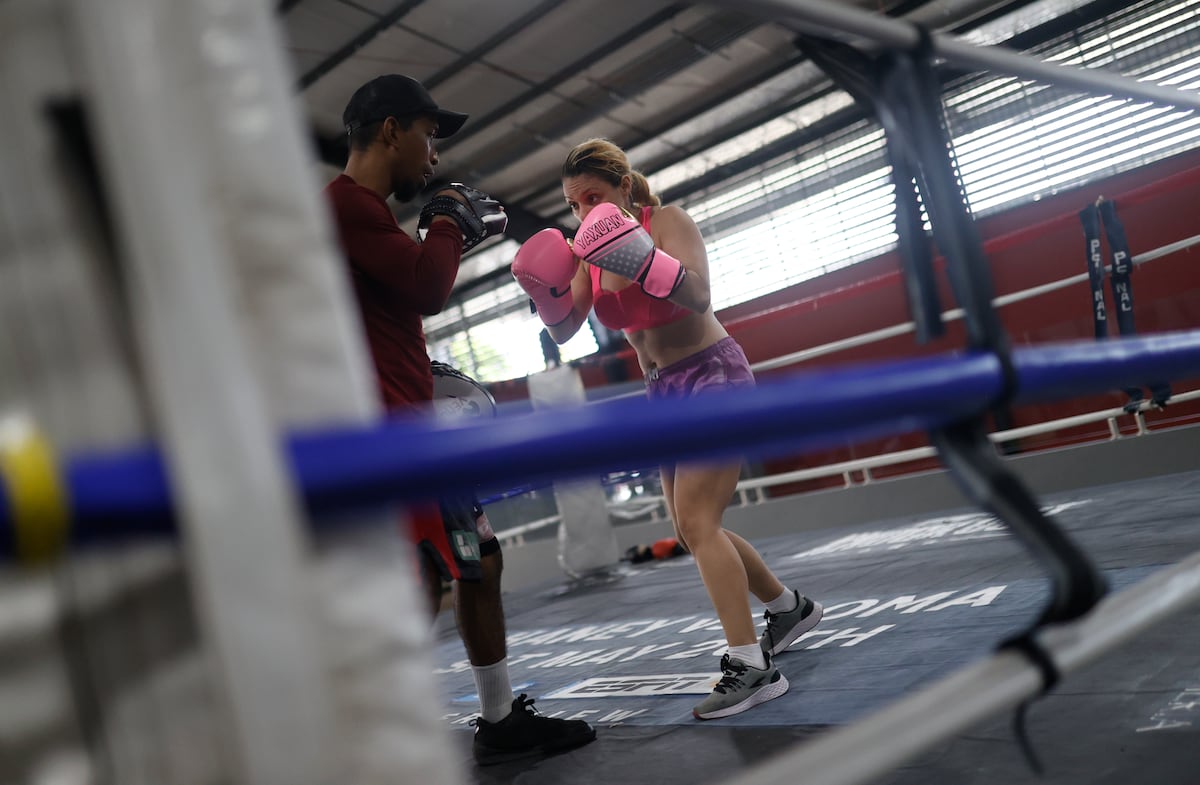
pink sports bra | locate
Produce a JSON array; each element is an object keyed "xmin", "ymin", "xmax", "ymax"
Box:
[{"xmin": 590, "ymin": 206, "xmax": 691, "ymax": 332}]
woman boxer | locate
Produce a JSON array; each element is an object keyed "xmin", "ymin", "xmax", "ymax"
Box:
[{"xmin": 512, "ymin": 138, "xmax": 824, "ymax": 719}]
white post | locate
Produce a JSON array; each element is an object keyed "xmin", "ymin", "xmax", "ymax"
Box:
[
  {"xmin": 63, "ymin": 1, "xmax": 458, "ymax": 784},
  {"xmin": 0, "ymin": 4, "xmax": 153, "ymax": 783},
  {"xmin": 178, "ymin": 1, "xmax": 460, "ymax": 783}
]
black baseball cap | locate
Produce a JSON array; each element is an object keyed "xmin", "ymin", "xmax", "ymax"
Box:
[{"xmin": 342, "ymin": 74, "xmax": 469, "ymax": 139}]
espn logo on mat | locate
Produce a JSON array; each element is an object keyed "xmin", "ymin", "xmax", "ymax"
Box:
[{"xmin": 543, "ymin": 674, "xmax": 718, "ymax": 698}]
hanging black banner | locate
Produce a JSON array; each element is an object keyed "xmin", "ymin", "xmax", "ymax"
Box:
[
  {"xmin": 1078, "ymin": 204, "xmax": 1108, "ymax": 340},
  {"xmin": 1079, "ymin": 200, "xmax": 1172, "ymax": 409}
]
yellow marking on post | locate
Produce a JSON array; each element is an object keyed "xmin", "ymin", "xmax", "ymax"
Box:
[{"xmin": 0, "ymin": 417, "xmax": 69, "ymax": 564}]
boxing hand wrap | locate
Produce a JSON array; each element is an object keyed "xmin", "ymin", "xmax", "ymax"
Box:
[
  {"xmin": 573, "ymin": 202, "xmax": 685, "ymax": 299},
  {"xmin": 512, "ymin": 228, "xmax": 578, "ymax": 326}
]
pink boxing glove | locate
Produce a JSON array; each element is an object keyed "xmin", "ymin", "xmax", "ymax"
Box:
[
  {"xmin": 572, "ymin": 202, "xmax": 685, "ymax": 299},
  {"xmin": 512, "ymin": 228, "xmax": 578, "ymax": 326}
]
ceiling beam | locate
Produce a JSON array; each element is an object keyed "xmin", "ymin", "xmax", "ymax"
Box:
[
  {"xmin": 500, "ymin": 0, "xmax": 998, "ymax": 215},
  {"xmin": 438, "ymin": 4, "xmax": 688, "ymax": 152},
  {"xmin": 420, "ymin": 0, "xmax": 567, "ymax": 91},
  {"xmin": 517, "ymin": 0, "xmax": 1133, "ymax": 225},
  {"xmin": 307, "ymin": 4, "xmax": 691, "ymax": 168},
  {"xmin": 659, "ymin": 0, "xmax": 1140, "ymax": 205},
  {"xmin": 390, "ymin": 7, "xmax": 759, "ymax": 235},
  {"xmin": 297, "ymin": 0, "xmax": 426, "ymax": 90},
  {"xmin": 508, "ymin": 52, "xmax": 819, "ymax": 213},
  {"xmin": 305, "ymin": 4, "xmax": 685, "ymax": 170},
  {"xmin": 455, "ymin": 13, "xmax": 761, "ymax": 186}
]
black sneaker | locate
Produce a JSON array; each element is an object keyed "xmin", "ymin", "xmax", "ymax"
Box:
[{"xmin": 471, "ymin": 694, "xmax": 597, "ymax": 766}]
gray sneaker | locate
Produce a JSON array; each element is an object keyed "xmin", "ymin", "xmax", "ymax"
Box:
[
  {"xmin": 692, "ymin": 654, "xmax": 789, "ymax": 720},
  {"xmin": 759, "ymin": 591, "xmax": 823, "ymax": 657}
]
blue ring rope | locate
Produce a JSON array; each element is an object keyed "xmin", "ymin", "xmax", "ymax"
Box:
[{"xmin": 2, "ymin": 331, "xmax": 1199, "ymax": 555}]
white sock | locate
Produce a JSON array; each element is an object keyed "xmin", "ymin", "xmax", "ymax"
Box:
[
  {"xmin": 764, "ymin": 588, "xmax": 799, "ymax": 614},
  {"xmin": 471, "ymin": 659, "xmax": 515, "ymax": 723},
  {"xmin": 726, "ymin": 643, "xmax": 767, "ymax": 671}
]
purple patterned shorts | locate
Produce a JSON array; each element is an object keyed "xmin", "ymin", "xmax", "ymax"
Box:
[{"xmin": 645, "ymin": 337, "xmax": 756, "ymax": 400}]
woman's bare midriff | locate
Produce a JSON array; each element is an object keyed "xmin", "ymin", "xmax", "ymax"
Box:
[{"xmin": 624, "ymin": 309, "xmax": 729, "ymax": 375}]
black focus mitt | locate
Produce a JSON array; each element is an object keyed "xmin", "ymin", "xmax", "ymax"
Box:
[{"xmin": 418, "ymin": 183, "xmax": 507, "ymax": 252}]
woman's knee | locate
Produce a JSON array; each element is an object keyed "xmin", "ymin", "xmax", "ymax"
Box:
[
  {"xmin": 670, "ymin": 521, "xmax": 691, "ymax": 553},
  {"xmin": 674, "ymin": 513, "xmax": 722, "ymax": 549}
]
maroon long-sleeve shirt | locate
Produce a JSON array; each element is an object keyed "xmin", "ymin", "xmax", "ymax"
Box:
[{"xmin": 324, "ymin": 173, "xmax": 463, "ymax": 410}]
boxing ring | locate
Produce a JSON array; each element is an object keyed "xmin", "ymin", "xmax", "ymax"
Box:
[{"xmin": 3, "ymin": 0, "xmax": 1200, "ymax": 784}]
